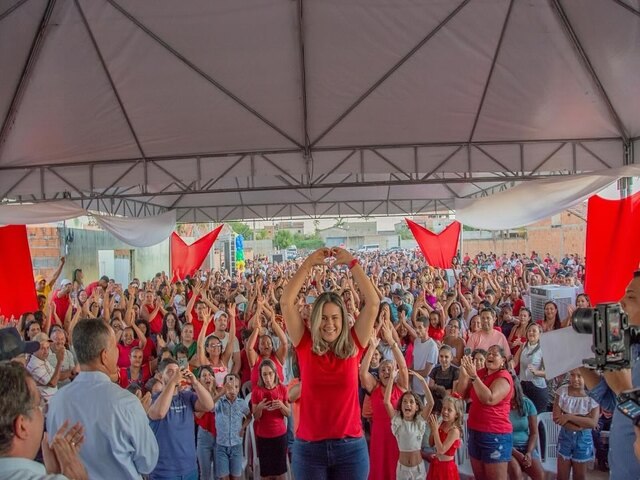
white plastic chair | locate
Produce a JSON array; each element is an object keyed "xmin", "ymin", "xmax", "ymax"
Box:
[{"xmin": 538, "ymin": 412, "xmax": 561, "ymax": 479}]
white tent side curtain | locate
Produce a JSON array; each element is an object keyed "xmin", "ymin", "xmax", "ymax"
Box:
[
  {"xmin": 454, "ymin": 165, "xmax": 640, "ymax": 230},
  {"xmin": 0, "ymin": 201, "xmax": 176, "ymax": 247}
]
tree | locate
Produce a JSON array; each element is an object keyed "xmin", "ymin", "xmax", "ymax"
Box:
[
  {"xmin": 396, "ymin": 223, "xmax": 414, "ymax": 240},
  {"xmin": 255, "ymin": 229, "xmax": 270, "ymax": 240},
  {"xmin": 228, "ymin": 221, "xmax": 253, "ymax": 240},
  {"xmin": 293, "ymin": 232, "xmax": 324, "ymax": 250},
  {"xmin": 274, "ymin": 230, "xmax": 293, "ymax": 250}
]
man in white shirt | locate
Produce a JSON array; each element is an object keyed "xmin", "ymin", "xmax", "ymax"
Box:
[
  {"xmin": 410, "ymin": 316, "xmax": 438, "ymax": 396},
  {"xmin": 26, "ymin": 332, "xmax": 63, "ymax": 407},
  {"xmin": 47, "ymin": 328, "xmax": 77, "ymax": 387},
  {"xmin": 47, "ymin": 318, "xmax": 158, "ymax": 479}
]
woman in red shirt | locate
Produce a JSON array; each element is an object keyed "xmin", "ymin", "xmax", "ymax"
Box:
[
  {"xmin": 252, "ymin": 358, "xmax": 290, "ymax": 479},
  {"xmin": 246, "ymin": 300, "xmax": 287, "ymax": 389},
  {"xmin": 280, "ymin": 247, "xmax": 379, "ymax": 480},
  {"xmin": 456, "ymin": 345, "xmax": 514, "ymax": 480}
]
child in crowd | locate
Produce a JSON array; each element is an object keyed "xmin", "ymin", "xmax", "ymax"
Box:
[
  {"xmin": 214, "ymin": 374, "xmax": 252, "ymax": 480},
  {"xmin": 427, "ymin": 395, "xmax": 463, "ymax": 480},
  {"xmin": 383, "ymin": 371, "xmax": 434, "ymax": 480},
  {"xmin": 428, "ymin": 345, "xmax": 460, "ymax": 393},
  {"xmin": 428, "ymin": 311, "xmax": 446, "ymax": 344},
  {"xmin": 251, "ymin": 359, "xmax": 290, "ymax": 480},
  {"xmin": 553, "ymin": 369, "xmax": 599, "ymax": 480}
]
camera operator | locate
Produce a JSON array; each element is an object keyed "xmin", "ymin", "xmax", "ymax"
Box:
[{"xmin": 579, "ymin": 271, "xmax": 640, "ymax": 478}]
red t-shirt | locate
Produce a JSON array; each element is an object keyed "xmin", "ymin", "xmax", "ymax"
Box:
[
  {"xmin": 190, "ymin": 316, "xmax": 215, "ymax": 340},
  {"xmin": 252, "ymin": 384, "xmax": 288, "ymax": 438},
  {"xmin": 512, "ymin": 298, "xmax": 525, "ymax": 316},
  {"xmin": 51, "ymin": 291, "xmax": 70, "ymax": 325},
  {"xmin": 195, "ymin": 411, "xmax": 216, "ymax": 436},
  {"xmin": 428, "ymin": 326, "xmax": 445, "ymax": 343},
  {"xmin": 143, "ymin": 304, "xmax": 163, "ymax": 335},
  {"xmin": 295, "ymin": 329, "xmax": 364, "ymax": 441},
  {"xmin": 117, "ymin": 340, "xmax": 140, "ymax": 368},
  {"xmin": 141, "ymin": 337, "xmax": 155, "ymax": 363},
  {"xmin": 118, "ymin": 364, "xmax": 151, "ymax": 389},
  {"xmin": 468, "ymin": 368, "xmax": 513, "ymax": 434},
  {"xmin": 85, "ymin": 281, "xmax": 99, "ymax": 297},
  {"xmin": 250, "ymin": 355, "xmax": 285, "ymax": 389},
  {"xmin": 239, "ymin": 349, "xmax": 252, "ymax": 386}
]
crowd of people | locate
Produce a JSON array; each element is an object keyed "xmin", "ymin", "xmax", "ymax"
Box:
[{"xmin": 0, "ymin": 246, "xmax": 638, "ymax": 480}]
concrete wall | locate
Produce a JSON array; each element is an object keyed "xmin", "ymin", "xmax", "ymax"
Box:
[
  {"xmin": 244, "ymin": 239, "xmax": 274, "ymax": 257},
  {"xmin": 461, "ymin": 212, "xmax": 586, "ymax": 258},
  {"xmin": 30, "ymin": 226, "xmax": 169, "ymax": 284}
]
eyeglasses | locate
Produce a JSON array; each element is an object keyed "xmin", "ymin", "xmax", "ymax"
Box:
[{"xmin": 207, "ymin": 344, "xmax": 222, "ymax": 349}]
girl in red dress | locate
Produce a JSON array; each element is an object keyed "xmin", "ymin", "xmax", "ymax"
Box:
[
  {"xmin": 360, "ymin": 319, "xmax": 410, "ymax": 480},
  {"xmin": 427, "ymin": 395, "xmax": 463, "ymax": 480}
]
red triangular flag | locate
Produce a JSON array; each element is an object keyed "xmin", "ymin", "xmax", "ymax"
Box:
[
  {"xmin": 170, "ymin": 225, "xmax": 223, "ymax": 281},
  {"xmin": 585, "ymin": 191, "xmax": 640, "ymax": 304},
  {"xmin": 0, "ymin": 225, "xmax": 39, "ymax": 318},
  {"xmin": 406, "ymin": 219, "xmax": 461, "ymax": 269}
]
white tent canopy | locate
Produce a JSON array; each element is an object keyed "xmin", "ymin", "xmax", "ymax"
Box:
[{"xmin": 0, "ymin": 0, "xmax": 638, "ymax": 223}]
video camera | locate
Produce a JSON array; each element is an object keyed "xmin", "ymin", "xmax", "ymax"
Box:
[
  {"xmin": 572, "ymin": 303, "xmax": 640, "ymax": 370},
  {"xmin": 617, "ymin": 388, "xmax": 640, "ymax": 426}
]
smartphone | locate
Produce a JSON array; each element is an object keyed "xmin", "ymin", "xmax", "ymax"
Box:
[
  {"xmin": 464, "ymin": 348, "xmax": 471, "ymax": 356},
  {"xmin": 177, "ymin": 358, "xmax": 188, "ymax": 369}
]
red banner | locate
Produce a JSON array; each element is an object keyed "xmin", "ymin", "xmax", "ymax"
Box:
[
  {"xmin": 585, "ymin": 191, "xmax": 640, "ymax": 305},
  {"xmin": 170, "ymin": 225, "xmax": 223, "ymax": 281},
  {"xmin": 0, "ymin": 225, "xmax": 38, "ymax": 318},
  {"xmin": 406, "ymin": 219, "xmax": 461, "ymax": 269}
]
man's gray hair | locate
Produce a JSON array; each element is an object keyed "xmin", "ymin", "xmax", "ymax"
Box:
[
  {"xmin": 0, "ymin": 361, "xmax": 35, "ymax": 455},
  {"xmin": 72, "ymin": 318, "xmax": 112, "ymax": 365}
]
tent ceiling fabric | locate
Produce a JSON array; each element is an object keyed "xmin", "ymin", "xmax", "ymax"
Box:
[{"xmin": 0, "ymin": 0, "xmax": 638, "ymax": 222}]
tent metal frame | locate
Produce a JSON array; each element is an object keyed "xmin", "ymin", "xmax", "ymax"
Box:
[{"xmin": 0, "ymin": 0, "xmax": 637, "ymax": 222}]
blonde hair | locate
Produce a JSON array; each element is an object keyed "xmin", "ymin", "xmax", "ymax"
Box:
[
  {"xmin": 442, "ymin": 395, "xmax": 465, "ymax": 440},
  {"xmin": 310, "ymin": 292, "xmax": 357, "ymax": 359}
]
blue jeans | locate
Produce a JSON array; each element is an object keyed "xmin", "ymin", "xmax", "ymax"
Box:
[
  {"xmin": 291, "ymin": 436, "xmax": 369, "ymax": 480},
  {"xmin": 215, "ymin": 443, "xmax": 243, "ymax": 478},
  {"xmin": 467, "ymin": 429, "xmax": 513, "ymax": 463},
  {"xmin": 196, "ymin": 427, "xmax": 216, "ymax": 480},
  {"xmin": 558, "ymin": 428, "xmax": 594, "ymax": 462},
  {"xmin": 149, "ymin": 471, "xmax": 198, "ymax": 480}
]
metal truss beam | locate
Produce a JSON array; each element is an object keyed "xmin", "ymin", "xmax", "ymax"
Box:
[
  {"xmin": 10, "ymin": 172, "xmax": 571, "ymax": 206},
  {"xmin": 79, "ymin": 197, "xmax": 166, "ymax": 217},
  {"xmin": 0, "ymin": 137, "xmax": 623, "ymax": 172}
]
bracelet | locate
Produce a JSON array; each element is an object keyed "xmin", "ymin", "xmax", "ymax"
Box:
[
  {"xmin": 470, "ymin": 376, "xmax": 477, "ymax": 382},
  {"xmin": 348, "ymin": 258, "xmax": 359, "ymax": 270},
  {"xmin": 391, "ymin": 342, "xmax": 399, "ymax": 350}
]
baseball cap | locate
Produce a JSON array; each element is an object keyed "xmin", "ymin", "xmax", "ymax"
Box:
[
  {"xmin": 35, "ymin": 275, "xmax": 45, "ymax": 283},
  {"xmin": 0, "ymin": 328, "xmax": 40, "ymax": 361},
  {"xmin": 60, "ymin": 279, "xmax": 72, "ymax": 287},
  {"xmin": 214, "ymin": 310, "xmax": 228, "ymax": 321}
]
